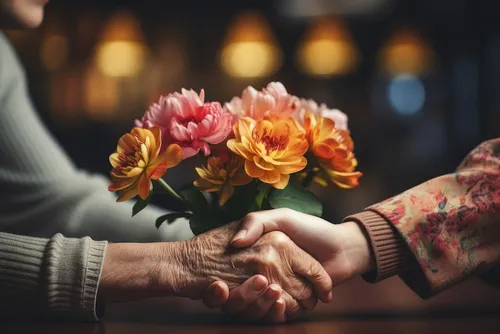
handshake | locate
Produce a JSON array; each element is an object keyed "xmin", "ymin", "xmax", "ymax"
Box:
[{"xmin": 98, "ymin": 208, "xmax": 375, "ymax": 323}]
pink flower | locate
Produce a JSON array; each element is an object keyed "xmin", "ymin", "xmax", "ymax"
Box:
[
  {"xmin": 224, "ymin": 82, "xmax": 300, "ymax": 121},
  {"xmin": 135, "ymin": 89, "xmax": 232, "ymax": 159},
  {"xmin": 298, "ymin": 99, "xmax": 349, "ymax": 131}
]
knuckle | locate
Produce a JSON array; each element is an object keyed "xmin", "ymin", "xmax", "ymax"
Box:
[
  {"xmin": 264, "ymin": 231, "xmax": 290, "ymax": 247},
  {"xmin": 244, "ymin": 212, "xmax": 259, "ymax": 222}
]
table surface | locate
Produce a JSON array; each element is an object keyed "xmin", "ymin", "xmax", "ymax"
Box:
[
  {"xmin": 3, "ymin": 278, "xmax": 500, "ymax": 334},
  {"xmin": 3, "ymin": 316, "xmax": 500, "ymax": 334}
]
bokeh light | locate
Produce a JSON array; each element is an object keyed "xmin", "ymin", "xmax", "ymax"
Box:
[
  {"xmin": 387, "ymin": 74, "xmax": 425, "ymax": 115},
  {"xmin": 220, "ymin": 11, "xmax": 282, "ymax": 78}
]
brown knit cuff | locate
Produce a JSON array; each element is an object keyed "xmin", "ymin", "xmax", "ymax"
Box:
[{"xmin": 343, "ymin": 211, "xmax": 414, "ymax": 283}]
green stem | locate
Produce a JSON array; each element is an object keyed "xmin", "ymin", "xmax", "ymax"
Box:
[{"xmin": 158, "ymin": 178, "xmax": 184, "ymax": 202}]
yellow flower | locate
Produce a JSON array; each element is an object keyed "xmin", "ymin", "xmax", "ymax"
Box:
[
  {"xmin": 109, "ymin": 127, "xmax": 183, "ymax": 202},
  {"xmin": 194, "ymin": 153, "xmax": 252, "ymax": 205},
  {"xmin": 227, "ymin": 116, "xmax": 308, "ymax": 189},
  {"xmin": 303, "ymin": 112, "xmax": 362, "ymax": 188}
]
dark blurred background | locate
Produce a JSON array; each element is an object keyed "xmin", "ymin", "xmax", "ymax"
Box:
[
  {"xmin": 5, "ymin": 0, "xmax": 500, "ymax": 222},
  {"xmin": 4, "ymin": 0, "xmax": 500, "ymax": 314}
]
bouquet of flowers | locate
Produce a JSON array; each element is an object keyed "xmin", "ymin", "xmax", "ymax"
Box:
[{"xmin": 108, "ymin": 82, "xmax": 362, "ymax": 235}]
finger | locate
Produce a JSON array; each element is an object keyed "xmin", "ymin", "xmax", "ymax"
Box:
[
  {"xmin": 286, "ymin": 277, "xmax": 318, "ymax": 311},
  {"xmin": 292, "ymin": 252, "xmax": 333, "ymax": 303},
  {"xmin": 264, "ymin": 298, "xmax": 286, "ymax": 324},
  {"xmin": 222, "ymin": 275, "xmax": 268, "ymax": 314},
  {"xmin": 202, "ymin": 281, "xmax": 229, "ymax": 309},
  {"xmin": 237, "ymin": 284, "xmax": 282, "ymax": 322},
  {"xmin": 231, "ymin": 211, "xmax": 279, "ymax": 248},
  {"xmin": 280, "ymin": 290, "xmax": 306, "ymax": 321}
]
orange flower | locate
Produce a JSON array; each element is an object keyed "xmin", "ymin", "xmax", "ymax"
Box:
[
  {"xmin": 194, "ymin": 153, "xmax": 252, "ymax": 205},
  {"xmin": 303, "ymin": 112, "xmax": 362, "ymax": 188},
  {"xmin": 109, "ymin": 127, "xmax": 183, "ymax": 202},
  {"xmin": 227, "ymin": 117, "xmax": 308, "ymax": 189}
]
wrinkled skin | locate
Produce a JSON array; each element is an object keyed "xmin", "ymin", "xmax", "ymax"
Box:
[{"xmin": 168, "ymin": 222, "xmax": 332, "ymax": 320}]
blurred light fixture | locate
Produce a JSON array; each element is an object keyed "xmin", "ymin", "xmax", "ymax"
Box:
[
  {"xmin": 387, "ymin": 74, "xmax": 425, "ymax": 115},
  {"xmin": 276, "ymin": 0, "xmax": 395, "ymax": 18},
  {"xmin": 296, "ymin": 18, "xmax": 359, "ymax": 77},
  {"xmin": 220, "ymin": 11, "xmax": 282, "ymax": 78},
  {"xmin": 95, "ymin": 11, "xmax": 147, "ymax": 77},
  {"xmin": 378, "ymin": 27, "xmax": 435, "ymax": 76},
  {"xmin": 41, "ymin": 35, "xmax": 69, "ymax": 71}
]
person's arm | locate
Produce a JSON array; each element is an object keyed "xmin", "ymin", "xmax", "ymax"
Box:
[
  {"xmin": 229, "ymin": 139, "xmax": 500, "ymax": 301},
  {"xmin": 347, "ymin": 138, "xmax": 500, "ymax": 298},
  {"xmin": 0, "ymin": 33, "xmax": 192, "ymax": 242},
  {"xmin": 0, "ymin": 232, "xmax": 107, "ymax": 320}
]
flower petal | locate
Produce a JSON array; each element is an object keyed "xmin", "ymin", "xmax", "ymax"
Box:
[
  {"xmin": 231, "ymin": 169, "xmax": 253, "ymax": 186},
  {"xmin": 138, "ymin": 174, "xmax": 151, "ymax": 200},
  {"xmin": 259, "ymin": 168, "xmax": 281, "ymax": 184},
  {"xmin": 273, "ymin": 174, "xmax": 290, "ymax": 189},
  {"xmin": 219, "ymin": 183, "xmax": 234, "ymax": 206},
  {"xmin": 194, "ymin": 178, "xmax": 220, "ymax": 192},
  {"xmin": 253, "ymin": 156, "xmax": 275, "ymax": 171},
  {"xmin": 148, "ymin": 162, "xmax": 168, "ymax": 180},
  {"xmin": 245, "ymin": 160, "xmax": 265, "ymax": 178},
  {"xmin": 276, "ymin": 157, "xmax": 307, "ymax": 174},
  {"xmin": 158, "ymin": 144, "xmax": 183, "ymax": 168},
  {"xmin": 116, "ymin": 184, "xmax": 139, "ymax": 202}
]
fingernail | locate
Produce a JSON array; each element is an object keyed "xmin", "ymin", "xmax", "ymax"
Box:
[
  {"xmin": 327, "ymin": 291, "xmax": 333, "ymax": 302},
  {"xmin": 269, "ymin": 284, "xmax": 280, "ymax": 293},
  {"xmin": 232, "ymin": 230, "xmax": 247, "ymax": 243},
  {"xmin": 253, "ymin": 276, "xmax": 267, "ymax": 291}
]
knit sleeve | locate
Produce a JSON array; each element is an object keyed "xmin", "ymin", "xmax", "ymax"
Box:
[
  {"xmin": 0, "ymin": 232, "xmax": 107, "ymax": 321},
  {"xmin": 0, "ymin": 33, "xmax": 193, "ymax": 243}
]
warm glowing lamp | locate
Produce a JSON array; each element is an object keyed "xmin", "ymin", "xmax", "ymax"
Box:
[
  {"xmin": 378, "ymin": 27, "xmax": 434, "ymax": 76},
  {"xmin": 296, "ymin": 18, "xmax": 359, "ymax": 77},
  {"xmin": 220, "ymin": 11, "xmax": 282, "ymax": 78},
  {"xmin": 95, "ymin": 11, "xmax": 147, "ymax": 77}
]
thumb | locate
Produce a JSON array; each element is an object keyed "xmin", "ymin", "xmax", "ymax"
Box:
[{"xmin": 231, "ymin": 211, "xmax": 280, "ymax": 248}]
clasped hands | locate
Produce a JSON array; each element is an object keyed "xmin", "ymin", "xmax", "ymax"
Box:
[{"xmin": 99, "ymin": 209, "xmax": 374, "ymax": 324}]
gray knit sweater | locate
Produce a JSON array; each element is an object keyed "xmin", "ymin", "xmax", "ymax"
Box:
[{"xmin": 0, "ymin": 33, "xmax": 193, "ymax": 320}]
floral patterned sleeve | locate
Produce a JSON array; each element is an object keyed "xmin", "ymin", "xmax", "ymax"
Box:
[{"xmin": 358, "ymin": 139, "xmax": 500, "ymax": 298}]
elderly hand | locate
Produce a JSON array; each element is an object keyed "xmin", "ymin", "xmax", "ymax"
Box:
[
  {"xmin": 201, "ymin": 209, "xmax": 375, "ymax": 322},
  {"xmin": 98, "ymin": 219, "xmax": 332, "ymax": 321},
  {"xmin": 181, "ymin": 222, "xmax": 332, "ymax": 320}
]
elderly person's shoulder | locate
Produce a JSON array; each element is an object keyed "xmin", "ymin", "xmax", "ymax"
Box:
[{"xmin": 0, "ymin": 32, "xmax": 25, "ymax": 91}]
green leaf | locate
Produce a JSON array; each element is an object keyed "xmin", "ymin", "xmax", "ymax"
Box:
[
  {"xmin": 188, "ymin": 213, "xmax": 219, "ymax": 236},
  {"xmin": 155, "ymin": 212, "xmax": 191, "ymax": 229},
  {"xmin": 180, "ymin": 187, "xmax": 209, "ymax": 212},
  {"xmin": 255, "ymin": 184, "xmax": 271, "ymax": 209},
  {"xmin": 132, "ymin": 195, "xmax": 150, "ymax": 217},
  {"xmin": 220, "ymin": 182, "xmax": 259, "ymax": 221},
  {"xmin": 268, "ymin": 184, "xmax": 323, "ymax": 217}
]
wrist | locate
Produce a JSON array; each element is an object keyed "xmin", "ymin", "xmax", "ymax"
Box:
[
  {"xmin": 97, "ymin": 242, "xmax": 187, "ymax": 303},
  {"xmin": 338, "ymin": 221, "xmax": 376, "ymax": 277}
]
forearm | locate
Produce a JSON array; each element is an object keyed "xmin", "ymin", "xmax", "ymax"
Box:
[
  {"xmin": 97, "ymin": 241, "xmax": 188, "ymax": 303},
  {"xmin": 347, "ymin": 139, "xmax": 500, "ymax": 298},
  {"xmin": 0, "ymin": 232, "xmax": 106, "ymax": 321}
]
